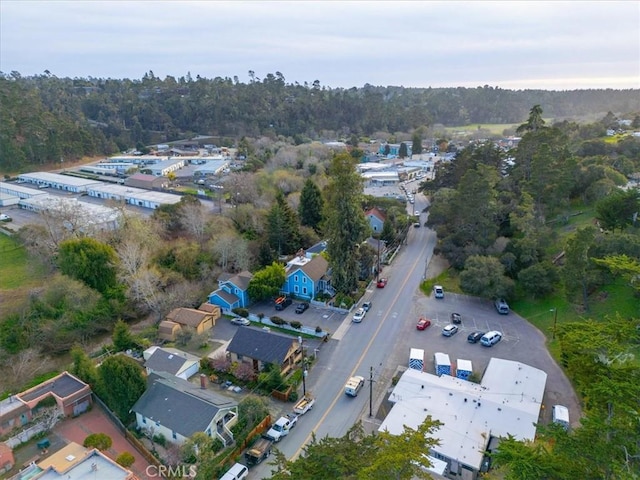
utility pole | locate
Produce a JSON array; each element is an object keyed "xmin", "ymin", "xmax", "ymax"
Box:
[
  {"xmin": 369, "ymin": 366, "xmax": 374, "ymax": 417},
  {"xmin": 300, "ymin": 336, "xmax": 307, "ymax": 396},
  {"xmin": 552, "ymin": 308, "xmax": 558, "ymax": 339}
]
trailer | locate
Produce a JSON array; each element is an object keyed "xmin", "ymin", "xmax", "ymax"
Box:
[
  {"xmin": 434, "ymin": 352, "xmax": 451, "ymax": 376},
  {"xmin": 293, "ymin": 393, "xmax": 315, "ymax": 415},
  {"xmin": 409, "ymin": 348, "xmax": 425, "ymax": 371},
  {"xmin": 456, "ymin": 359, "xmax": 473, "ymax": 380}
]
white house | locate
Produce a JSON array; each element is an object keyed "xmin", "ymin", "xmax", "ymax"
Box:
[{"xmin": 143, "ymin": 346, "xmax": 200, "ymax": 380}]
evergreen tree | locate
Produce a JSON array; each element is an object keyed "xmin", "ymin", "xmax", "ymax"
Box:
[
  {"xmin": 57, "ymin": 238, "xmax": 119, "ymax": 295},
  {"xmin": 298, "ymin": 179, "xmax": 324, "ymax": 232},
  {"xmin": 398, "ymin": 142, "xmax": 408, "ymax": 159},
  {"xmin": 324, "ymin": 153, "xmax": 367, "ymax": 294},
  {"xmin": 266, "ymin": 190, "xmax": 301, "ymax": 256},
  {"xmin": 411, "ymin": 132, "xmax": 422, "ymax": 156},
  {"xmin": 95, "ymin": 355, "xmax": 146, "ymax": 423}
]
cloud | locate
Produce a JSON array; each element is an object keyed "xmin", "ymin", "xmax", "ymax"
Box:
[{"xmin": 1, "ymin": 1, "xmax": 638, "ymax": 89}]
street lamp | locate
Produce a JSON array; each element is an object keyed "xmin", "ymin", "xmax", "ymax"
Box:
[{"xmin": 551, "ymin": 308, "xmax": 558, "ymax": 339}]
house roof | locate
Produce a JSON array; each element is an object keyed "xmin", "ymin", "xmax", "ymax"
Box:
[
  {"xmin": 145, "ymin": 348, "xmax": 195, "ymax": 376},
  {"xmin": 19, "ymin": 372, "xmax": 89, "ymax": 403},
  {"xmin": 295, "ymin": 255, "xmax": 328, "ymax": 282},
  {"xmin": 212, "ymin": 289, "xmax": 239, "ymax": 306},
  {"xmin": 227, "ymin": 327, "xmax": 297, "ymax": 365},
  {"xmin": 218, "ymin": 270, "xmax": 253, "ymax": 290},
  {"xmin": 305, "ymin": 241, "xmax": 327, "ymax": 256},
  {"xmin": 198, "ymin": 302, "xmax": 219, "ymax": 314},
  {"xmin": 132, "ymin": 372, "xmax": 237, "ymax": 438},
  {"xmin": 158, "ymin": 320, "xmax": 180, "ymax": 334},
  {"xmin": 365, "ymin": 207, "xmax": 386, "ymax": 222},
  {"xmin": 166, "ymin": 308, "xmax": 209, "ymax": 328},
  {"xmin": 126, "ymin": 173, "xmax": 158, "ymax": 183}
]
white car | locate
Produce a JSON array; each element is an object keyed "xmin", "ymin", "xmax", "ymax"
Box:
[
  {"xmin": 414, "ymin": 210, "xmax": 420, "ymax": 216},
  {"xmin": 352, "ymin": 308, "xmax": 366, "ymax": 323},
  {"xmin": 230, "ymin": 317, "xmax": 250, "ymax": 326}
]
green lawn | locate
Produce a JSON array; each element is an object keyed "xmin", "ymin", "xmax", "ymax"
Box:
[{"xmin": 0, "ymin": 234, "xmax": 38, "ymax": 290}]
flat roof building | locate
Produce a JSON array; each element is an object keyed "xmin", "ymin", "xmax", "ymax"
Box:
[
  {"xmin": 85, "ymin": 183, "xmax": 183, "ymax": 209},
  {"xmin": 17, "ymin": 172, "xmax": 102, "ymax": 193}
]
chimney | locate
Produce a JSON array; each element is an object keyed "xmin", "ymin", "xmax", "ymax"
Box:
[{"xmin": 200, "ymin": 374, "xmax": 207, "ymax": 389}]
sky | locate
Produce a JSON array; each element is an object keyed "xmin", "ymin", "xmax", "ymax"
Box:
[{"xmin": 1, "ymin": 1, "xmax": 639, "ymax": 91}]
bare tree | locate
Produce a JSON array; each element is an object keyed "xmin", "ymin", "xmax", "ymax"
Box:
[
  {"xmin": 1, "ymin": 348, "xmax": 51, "ymax": 391},
  {"xmin": 179, "ymin": 200, "xmax": 210, "ymax": 244}
]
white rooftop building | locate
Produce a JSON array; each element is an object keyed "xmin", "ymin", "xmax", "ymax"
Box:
[
  {"xmin": 19, "ymin": 195, "xmax": 121, "ymax": 231},
  {"xmin": 17, "ymin": 172, "xmax": 102, "ymax": 193},
  {"xmin": 380, "ymin": 358, "xmax": 547, "ymax": 479},
  {"xmin": 85, "ymin": 183, "xmax": 183, "ymax": 209}
]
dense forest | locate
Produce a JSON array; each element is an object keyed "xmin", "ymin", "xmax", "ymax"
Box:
[{"xmin": 1, "ymin": 70, "xmax": 639, "ymax": 171}]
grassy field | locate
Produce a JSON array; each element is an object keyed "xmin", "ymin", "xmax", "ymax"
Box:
[
  {"xmin": 0, "ymin": 234, "xmax": 47, "ymax": 313},
  {"xmin": 445, "ymin": 124, "xmax": 517, "ymax": 136}
]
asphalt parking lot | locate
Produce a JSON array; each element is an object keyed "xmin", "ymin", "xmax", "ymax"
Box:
[{"xmin": 387, "ymin": 290, "xmax": 580, "ymax": 426}]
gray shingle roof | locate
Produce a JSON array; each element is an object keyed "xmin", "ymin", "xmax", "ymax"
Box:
[
  {"xmin": 227, "ymin": 327, "xmax": 296, "ymax": 365},
  {"xmin": 145, "ymin": 348, "xmax": 191, "ymax": 375},
  {"xmin": 131, "ymin": 372, "xmax": 237, "ymax": 438}
]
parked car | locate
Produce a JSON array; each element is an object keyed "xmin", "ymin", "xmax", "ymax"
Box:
[
  {"xmin": 376, "ymin": 278, "xmax": 387, "ymax": 288},
  {"xmin": 231, "ymin": 317, "xmax": 250, "ymax": 326},
  {"xmin": 494, "ymin": 298, "xmax": 509, "ymax": 314},
  {"xmin": 275, "ymin": 296, "xmax": 292, "ymax": 311},
  {"xmin": 0, "ymin": 214, "xmax": 12, "ymax": 222},
  {"xmin": 352, "ymin": 308, "xmax": 366, "ymax": 323},
  {"xmin": 442, "ymin": 324, "xmax": 459, "ymax": 337},
  {"xmin": 416, "ymin": 317, "xmax": 432, "ymax": 330},
  {"xmin": 433, "ymin": 285, "xmax": 444, "ymax": 299},
  {"xmin": 413, "ymin": 222, "xmax": 421, "ymax": 228},
  {"xmin": 362, "ymin": 301, "xmax": 372, "ymax": 312},
  {"xmin": 480, "ymin": 330, "xmax": 503, "ymax": 347},
  {"xmin": 467, "ymin": 331, "xmax": 484, "ymax": 343},
  {"xmin": 414, "ymin": 210, "xmax": 421, "ymax": 216},
  {"xmin": 295, "ymin": 302, "xmax": 309, "ymax": 314},
  {"xmin": 450, "ymin": 312, "xmax": 462, "ymax": 324}
]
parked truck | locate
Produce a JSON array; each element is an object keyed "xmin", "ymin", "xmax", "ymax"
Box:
[
  {"xmin": 244, "ymin": 435, "xmax": 273, "ymax": 466},
  {"xmin": 265, "ymin": 414, "xmax": 298, "ymax": 442},
  {"xmin": 293, "ymin": 393, "xmax": 315, "ymax": 415},
  {"xmin": 344, "ymin": 376, "xmax": 365, "ymax": 397}
]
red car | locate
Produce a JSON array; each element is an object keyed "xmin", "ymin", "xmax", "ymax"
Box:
[
  {"xmin": 416, "ymin": 317, "xmax": 432, "ymax": 330},
  {"xmin": 376, "ymin": 278, "xmax": 388, "ymax": 288}
]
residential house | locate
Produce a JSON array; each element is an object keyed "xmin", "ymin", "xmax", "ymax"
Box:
[
  {"xmin": 165, "ymin": 307, "xmax": 217, "ymax": 335},
  {"xmin": 0, "ymin": 372, "xmax": 92, "ymax": 437},
  {"xmin": 379, "ymin": 359, "xmax": 547, "ymax": 479},
  {"xmin": 365, "ymin": 207, "xmax": 386, "ymax": 233},
  {"xmin": 131, "ymin": 371, "xmax": 238, "ymax": 446},
  {"xmin": 15, "ymin": 442, "xmax": 137, "ymax": 480},
  {"xmin": 208, "ymin": 271, "xmax": 253, "ymax": 314},
  {"xmin": 143, "ymin": 346, "xmax": 200, "ymax": 380},
  {"xmin": 226, "ymin": 327, "xmax": 302, "ymax": 376},
  {"xmin": 281, "ymin": 253, "xmax": 332, "ymax": 301}
]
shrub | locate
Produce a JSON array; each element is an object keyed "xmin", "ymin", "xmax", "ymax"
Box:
[
  {"xmin": 153, "ymin": 433, "xmax": 167, "ymax": 447},
  {"xmin": 315, "ymin": 326, "xmax": 322, "ymax": 333},
  {"xmin": 210, "ymin": 354, "xmax": 232, "ymax": 373},
  {"xmin": 116, "ymin": 451, "xmax": 135, "ymax": 468},
  {"xmin": 233, "ymin": 362, "xmax": 257, "ymax": 382},
  {"xmin": 258, "ymin": 312, "xmax": 265, "ymax": 321},
  {"xmin": 232, "ymin": 307, "xmax": 249, "ymax": 318},
  {"xmin": 270, "ymin": 316, "xmax": 285, "ymax": 325},
  {"xmin": 83, "ymin": 433, "xmax": 112, "ymax": 451},
  {"xmin": 289, "ymin": 320, "xmax": 302, "ymax": 329}
]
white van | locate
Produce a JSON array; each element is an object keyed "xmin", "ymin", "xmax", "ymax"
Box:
[
  {"xmin": 480, "ymin": 331, "xmax": 502, "ymax": 347},
  {"xmin": 344, "ymin": 376, "xmax": 365, "ymax": 397},
  {"xmin": 219, "ymin": 463, "xmax": 249, "ymax": 480},
  {"xmin": 552, "ymin": 405, "xmax": 570, "ymax": 430}
]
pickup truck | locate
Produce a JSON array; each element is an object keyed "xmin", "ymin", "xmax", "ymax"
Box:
[
  {"xmin": 244, "ymin": 435, "xmax": 273, "ymax": 466},
  {"xmin": 265, "ymin": 414, "xmax": 298, "ymax": 442},
  {"xmin": 293, "ymin": 394, "xmax": 315, "ymax": 415}
]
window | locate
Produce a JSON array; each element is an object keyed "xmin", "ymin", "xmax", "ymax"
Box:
[
  {"xmin": 294, "ymin": 286, "xmax": 299, "ymax": 293},
  {"xmin": 172, "ymin": 431, "xmax": 177, "ymax": 440},
  {"xmin": 294, "ymin": 275, "xmax": 298, "ymax": 282},
  {"xmin": 237, "ymin": 355, "xmax": 243, "ymax": 361},
  {"xmin": 303, "ymin": 277, "xmax": 307, "ymax": 283},
  {"xmin": 142, "ymin": 417, "xmax": 147, "ymax": 424},
  {"xmin": 303, "ymin": 287, "xmax": 307, "ymax": 294}
]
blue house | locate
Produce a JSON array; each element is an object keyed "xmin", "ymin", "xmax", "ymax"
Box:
[
  {"xmin": 208, "ymin": 270, "xmax": 253, "ymax": 314},
  {"xmin": 365, "ymin": 207, "xmax": 386, "ymax": 234},
  {"xmin": 281, "ymin": 254, "xmax": 333, "ymax": 301}
]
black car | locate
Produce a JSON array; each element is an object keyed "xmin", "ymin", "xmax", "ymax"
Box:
[
  {"xmin": 451, "ymin": 312, "xmax": 462, "ymax": 324},
  {"xmin": 295, "ymin": 302, "xmax": 309, "ymax": 314},
  {"xmin": 467, "ymin": 331, "xmax": 485, "ymax": 344}
]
